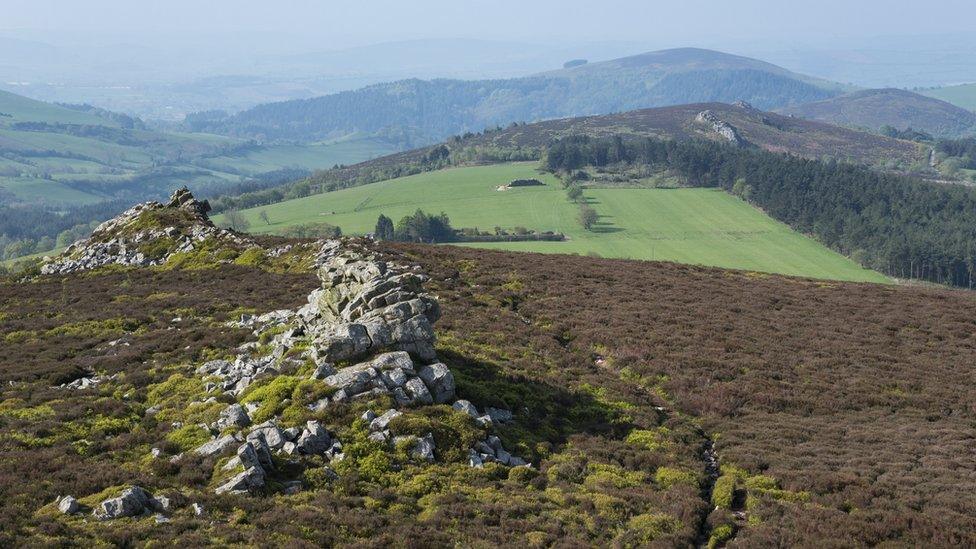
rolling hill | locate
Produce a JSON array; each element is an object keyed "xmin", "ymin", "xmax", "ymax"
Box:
[
  {"xmin": 218, "ymin": 162, "xmax": 887, "ymax": 283},
  {"xmin": 779, "ymin": 88, "xmax": 976, "ymax": 137},
  {"xmin": 293, "ymin": 102, "xmax": 928, "ymax": 189},
  {"xmin": 189, "ymin": 48, "xmax": 847, "ymax": 145},
  {"xmin": 0, "ymin": 89, "xmax": 396, "ymax": 207}
]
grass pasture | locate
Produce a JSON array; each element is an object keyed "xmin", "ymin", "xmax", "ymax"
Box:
[
  {"xmin": 224, "ymin": 162, "xmax": 888, "ymax": 283},
  {"xmin": 922, "ymin": 83, "xmax": 976, "ymax": 111}
]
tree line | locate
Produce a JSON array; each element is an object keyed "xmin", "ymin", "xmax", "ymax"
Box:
[{"xmin": 544, "ymin": 135, "xmax": 976, "ymax": 287}]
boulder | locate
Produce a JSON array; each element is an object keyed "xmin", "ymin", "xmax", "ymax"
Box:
[
  {"xmin": 404, "ymin": 377, "xmax": 433, "ymax": 405},
  {"xmin": 485, "ymin": 407, "xmax": 513, "ymax": 423},
  {"xmin": 452, "ymin": 400, "xmax": 479, "ymax": 418},
  {"xmin": 369, "ymin": 409, "xmax": 402, "ymax": 432},
  {"xmin": 215, "ymin": 466, "xmax": 265, "ymax": 494},
  {"xmin": 296, "ymin": 421, "xmax": 332, "ymax": 455},
  {"xmin": 248, "ymin": 422, "xmax": 286, "ymax": 450},
  {"xmin": 193, "ymin": 434, "xmax": 238, "ymax": 457},
  {"xmin": 411, "ymin": 433, "xmax": 436, "ymax": 461},
  {"xmin": 417, "ymin": 363, "xmax": 455, "ymax": 404},
  {"xmin": 95, "ymin": 486, "xmax": 153, "ymax": 520},
  {"xmin": 58, "ymin": 496, "xmax": 79, "ymax": 515},
  {"xmin": 215, "ymin": 404, "xmax": 251, "ymax": 430}
]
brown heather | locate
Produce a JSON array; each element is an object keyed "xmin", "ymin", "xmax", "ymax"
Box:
[{"xmin": 0, "ymin": 241, "xmax": 973, "ymax": 546}]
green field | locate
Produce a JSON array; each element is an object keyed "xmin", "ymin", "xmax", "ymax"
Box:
[
  {"xmin": 222, "ymin": 163, "xmax": 888, "ymax": 283},
  {"xmin": 922, "ymin": 83, "xmax": 976, "ymax": 111}
]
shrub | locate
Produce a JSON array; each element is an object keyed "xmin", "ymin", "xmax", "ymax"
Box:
[
  {"xmin": 708, "ymin": 524, "xmax": 735, "ymax": 549},
  {"xmin": 654, "ymin": 467, "xmax": 698, "ymax": 489},
  {"xmin": 712, "ymin": 474, "xmax": 737, "ymax": 509},
  {"xmin": 623, "ymin": 513, "xmax": 681, "ymax": 545},
  {"xmin": 624, "ymin": 427, "xmax": 671, "ymax": 451}
]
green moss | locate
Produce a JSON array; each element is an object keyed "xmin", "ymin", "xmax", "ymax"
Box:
[
  {"xmin": 166, "ymin": 424, "xmax": 212, "ymax": 452},
  {"xmin": 3, "ymin": 330, "xmax": 36, "ymax": 344},
  {"xmin": 654, "ymin": 466, "xmax": 698, "ymax": 489},
  {"xmin": 137, "ymin": 236, "xmax": 178, "ymax": 261},
  {"xmin": 240, "ymin": 375, "xmax": 303, "ymax": 424},
  {"xmin": 234, "ymin": 247, "xmax": 268, "ymax": 267},
  {"xmin": 91, "ymin": 415, "xmax": 138, "ymax": 436},
  {"xmin": 387, "ymin": 406, "xmax": 485, "ymax": 463},
  {"xmin": 147, "ymin": 373, "xmax": 206, "ymax": 410},
  {"xmin": 744, "ymin": 474, "xmax": 778, "ymax": 491},
  {"xmin": 46, "ymin": 317, "xmax": 141, "ymax": 338}
]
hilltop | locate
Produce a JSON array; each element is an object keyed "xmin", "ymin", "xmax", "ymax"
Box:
[
  {"xmin": 188, "ymin": 48, "xmax": 844, "ymax": 144},
  {"xmin": 0, "ymin": 193, "xmax": 973, "ymax": 545},
  {"xmin": 780, "ymin": 88, "xmax": 976, "ymax": 137}
]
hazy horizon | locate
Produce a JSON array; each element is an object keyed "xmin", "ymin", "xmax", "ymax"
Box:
[{"xmin": 3, "ymin": 0, "xmax": 976, "ymax": 119}]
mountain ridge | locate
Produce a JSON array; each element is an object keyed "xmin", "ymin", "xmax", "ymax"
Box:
[{"xmin": 187, "ymin": 48, "xmax": 844, "ymax": 144}]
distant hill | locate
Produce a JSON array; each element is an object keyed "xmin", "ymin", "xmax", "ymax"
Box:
[
  {"xmin": 318, "ymin": 102, "xmax": 926, "ymax": 182},
  {"xmin": 779, "ymin": 88, "xmax": 976, "ymax": 138},
  {"xmin": 0, "ymin": 89, "xmax": 395, "ymax": 208},
  {"xmin": 188, "ymin": 48, "xmax": 846, "ymax": 145}
]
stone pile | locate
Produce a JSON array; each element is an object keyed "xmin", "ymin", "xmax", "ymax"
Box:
[
  {"xmin": 41, "ymin": 187, "xmax": 248, "ymax": 275},
  {"xmin": 214, "ymin": 419, "xmax": 340, "ymax": 494},
  {"xmin": 468, "ymin": 435, "xmax": 528, "ymax": 468}
]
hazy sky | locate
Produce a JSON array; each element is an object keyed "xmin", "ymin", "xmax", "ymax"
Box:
[{"xmin": 5, "ymin": 0, "xmax": 976, "ymax": 51}]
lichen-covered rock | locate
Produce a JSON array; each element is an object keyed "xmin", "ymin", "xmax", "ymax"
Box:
[{"xmin": 369, "ymin": 409, "xmax": 402, "ymax": 432}]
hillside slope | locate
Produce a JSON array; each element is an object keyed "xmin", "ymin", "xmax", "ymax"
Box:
[
  {"xmin": 189, "ymin": 48, "xmax": 843, "ymax": 144},
  {"xmin": 780, "ymin": 88, "xmax": 976, "ymax": 137},
  {"xmin": 0, "ymin": 203, "xmax": 973, "ymax": 544}
]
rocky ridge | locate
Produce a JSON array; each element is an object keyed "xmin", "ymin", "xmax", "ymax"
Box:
[
  {"xmin": 58, "ymin": 228, "xmax": 529, "ymax": 518},
  {"xmin": 40, "ymin": 187, "xmax": 250, "ymax": 275}
]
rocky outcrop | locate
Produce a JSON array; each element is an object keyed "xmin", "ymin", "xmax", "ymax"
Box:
[
  {"xmin": 300, "ymin": 244, "xmax": 442, "ymax": 364},
  {"xmin": 696, "ymin": 110, "xmax": 744, "ymax": 146},
  {"xmin": 40, "ymin": 187, "xmax": 248, "ymax": 275}
]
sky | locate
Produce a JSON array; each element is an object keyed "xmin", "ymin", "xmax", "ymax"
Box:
[{"xmin": 4, "ymin": 0, "xmax": 976, "ymax": 52}]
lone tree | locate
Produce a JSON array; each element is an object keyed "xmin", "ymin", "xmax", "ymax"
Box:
[
  {"xmin": 578, "ymin": 204, "xmax": 598, "ymax": 231},
  {"xmin": 566, "ymin": 184, "xmax": 584, "ymax": 202},
  {"xmin": 374, "ymin": 214, "xmax": 395, "ymax": 240},
  {"xmin": 223, "ymin": 210, "xmax": 251, "ymax": 232},
  {"xmin": 258, "ymin": 210, "xmax": 271, "ymax": 225}
]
